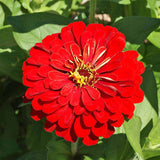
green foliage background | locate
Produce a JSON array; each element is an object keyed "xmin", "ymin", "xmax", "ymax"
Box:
[{"xmin": 0, "ymin": 0, "xmax": 160, "ymax": 160}]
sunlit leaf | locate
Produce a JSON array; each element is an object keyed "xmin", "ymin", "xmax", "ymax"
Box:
[
  {"xmin": 148, "ymin": 30, "xmax": 160, "ymax": 49},
  {"xmin": 124, "ymin": 116, "xmax": 144, "ymax": 159},
  {"xmin": 0, "ymin": 4, "xmax": 4, "ymax": 27},
  {"xmin": 143, "ymin": 119, "xmax": 160, "ymax": 159},
  {"xmin": 8, "ymin": 12, "xmax": 72, "ymax": 50}
]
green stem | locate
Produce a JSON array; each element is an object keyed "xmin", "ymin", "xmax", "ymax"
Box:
[
  {"xmin": 89, "ymin": 0, "xmax": 97, "ymax": 23},
  {"xmin": 124, "ymin": 5, "xmax": 132, "ymax": 17},
  {"xmin": 71, "ymin": 139, "xmax": 79, "ymax": 157}
]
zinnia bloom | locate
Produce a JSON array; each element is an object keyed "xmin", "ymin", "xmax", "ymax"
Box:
[{"xmin": 22, "ymin": 21, "xmax": 144, "ymax": 146}]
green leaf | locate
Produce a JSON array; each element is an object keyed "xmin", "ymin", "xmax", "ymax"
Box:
[
  {"xmin": 142, "ymin": 45, "xmax": 160, "ymax": 65},
  {"xmin": 0, "ymin": 46, "xmax": 28, "ymax": 82},
  {"xmin": 0, "ymin": 0, "xmax": 23, "ymax": 15},
  {"xmin": 123, "ymin": 42, "xmax": 140, "ymax": 52},
  {"xmin": 147, "ymin": 0, "xmax": 156, "ymax": 9},
  {"xmin": 135, "ymin": 95, "xmax": 158, "ymax": 130},
  {"xmin": 124, "ymin": 116, "xmax": 144, "ymax": 159},
  {"xmin": 20, "ymin": 0, "xmax": 33, "ymax": 13},
  {"xmin": 148, "ymin": 30, "xmax": 160, "ymax": 49},
  {"xmin": 143, "ymin": 119, "xmax": 160, "ymax": 159},
  {"xmin": 0, "ymin": 25, "xmax": 17, "ymax": 48},
  {"xmin": 147, "ymin": 156, "xmax": 160, "ymax": 160},
  {"xmin": 79, "ymin": 141, "xmax": 105, "ymax": 160},
  {"xmin": 26, "ymin": 120, "xmax": 52, "ymax": 151},
  {"xmin": 148, "ymin": 119, "xmax": 160, "ymax": 148},
  {"xmin": 0, "ymin": 4, "xmax": 4, "ymax": 27},
  {"xmin": 8, "ymin": 12, "xmax": 72, "ymax": 50},
  {"xmin": 104, "ymin": 134, "xmax": 134, "ymax": 160},
  {"xmin": 17, "ymin": 150, "xmax": 47, "ymax": 160},
  {"xmin": 118, "ymin": 0, "xmax": 131, "ymax": 5},
  {"xmin": 157, "ymin": 88, "xmax": 160, "ymax": 117},
  {"xmin": 0, "ymin": 102, "xmax": 20, "ymax": 158},
  {"xmin": 115, "ymin": 16, "xmax": 160, "ymax": 44},
  {"xmin": 79, "ymin": 134, "xmax": 134, "ymax": 160},
  {"xmin": 47, "ymin": 136, "xmax": 71, "ymax": 160},
  {"xmin": 104, "ymin": 0, "xmax": 131, "ymax": 4},
  {"xmin": 141, "ymin": 66, "xmax": 158, "ymax": 113}
]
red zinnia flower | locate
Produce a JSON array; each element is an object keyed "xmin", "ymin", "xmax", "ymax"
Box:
[{"xmin": 22, "ymin": 21, "xmax": 144, "ymax": 146}]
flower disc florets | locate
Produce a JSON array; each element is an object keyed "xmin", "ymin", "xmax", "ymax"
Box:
[
  {"xmin": 69, "ymin": 59, "xmax": 97, "ymax": 87},
  {"xmin": 22, "ymin": 21, "xmax": 144, "ymax": 146}
]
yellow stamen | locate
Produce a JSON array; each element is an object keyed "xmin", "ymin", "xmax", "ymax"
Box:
[
  {"xmin": 69, "ymin": 58, "xmax": 97, "ymax": 87},
  {"xmin": 69, "ymin": 70, "xmax": 86, "ymax": 87}
]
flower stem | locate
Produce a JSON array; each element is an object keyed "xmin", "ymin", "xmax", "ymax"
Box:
[
  {"xmin": 89, "ymin": 0, "xmax": 97, "ymax": 23},
  {"xmin": 71, "ymin": 139, "xmax": 79, "ymax": 157},
  {"xmin": 124, "ymin": 4, "xmax": 132, "ymax": 17}
]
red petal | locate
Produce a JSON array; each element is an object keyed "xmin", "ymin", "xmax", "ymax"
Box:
[
  {"xmin": 48, "ymin": 70, "xmax": 68, "ymax": 81},
  {"xmin": 46, "ymin": 105, "xmax": 68, "ymax": 123},
  {"xmin": 121, "ymin": 99, "xmax": 135, "ymax": 118},
  {"xmin": 83, "ymin": 39, "xmax": 96, "ymax": 63},
  {"xmin": 137, "ymin": 61, "xmax": 145, "ymax": 74},
  {"xmin": 109, "ymin": 113, "xmax": 124, "ymax": 127},
  {"xmin": 44, "ymin": 121, "xmax": 57, "ymax": 132},
  {"xmin": 104, "ymin": 96, "xmax": 120, "ymax": 113},
  {"xmin": 129, "ymin": 88, "xmax": 144, "ymax": 103},
  {"xmin": 105, "ymin": 32, "xmax": 125, "ymax": 57},
  {"xmin": 93, "ymin": 98, "xmax": 105, "ymax": 111},
  {"xmin": 27, "ymin": 69, "xmax": 42, "ymax": 81},
  {"xmin": 70, "ymin": 87, "xmax": 81, "ymax": 106},
  {"xmin": 95, "ymin": 83, "xmax": 116, "ymax": 97},
  {"xmin": 40, "ymin": 91, "xmax": 59, "ymax": 102},
  {"xmin": 42, "ymin": 101, "xmax": 60, "ymax": 114},
  {"xmin": 29, "ymin": 47, "xmax": 49, "ymax": 58},
  {"xmin": 85, "ymin": 86, "xmax": 100, "ymax": 100},
  {"xmin": 82, "ymin": 132, "xmax": 99, "ymax": 146},
  {"xmin": 73, "ymin": 105, "xmax": 85, "ymax": 115},
  {"xmin": 38, "ymin": 66, "xmax": 52, "ymax": 78},
  {"xmin": 102, "ymin": 124, "xmax": 115, "ymax": 138},
  {"xmin": 30, "ymin": 108, "xmax": 45, "ymax": 121},
  {"xmin": 55, "ymin": 126, "xmax": 68, "ymax": 138},
  {"xmin": 82, "ymin": 113, "xmax": 97, "ymax": 127},
  {"xmin": 61, "ymin": 26, "xmax": 74, "ymax": 42},
  {"xmin": 86, "ymin": 23, "xmax": 104, "ymax": 35},
  {"xmin": 64, "ymin": 125, "xmax": 77, "ymax": 142},
  {"xmin": 70, "ymin": 43, "xmax": 82, "ymax": 58},
  {"xmin": 119, "ymin": 85, "xmax": 136, "ymax": 97},
  {"xmin": 50, "ymin": 59, "xmax": 70, "ymax": 72},
  {"xmin": 58, "ymin": 106, "xmax": 74, "ymax": 128},
  {"xmin": 124, "ymin": 50, "xmax": 139, "ymax": 60},
  {"xmin": 81, "ymin": 31, "xmax": 92, "ymax": 48},
  {"xmin": 92, "ymin": 122, "xmax": 107, "ymax": 137},
  {"xmin": 94, "ymin": 29, "xmax": 106, "ymax": 42},
  {"xmin": 93, "ymin": 110, "xmax": 109, "ymax": 123},
  {"xmin": 58, "ymin": 94, "xmax": 71, "ymax": 106},
  {"xmin": 50, "ymin": 80, "xmax": 70, "ymax": 90},
  {"xmin": 74, "ymin": 116, "xmax": 90, "ymax": 138},
  {"xmin": 61, "ymin": 83, "xmax": 74, "ymax": 96},
  {"xmin": 72, "ymin": 21, "xmax": 86, "ymax": 45},
  {"xmin": 81, "ymin": 88, "xmax": 93, "ymax": 107},
  {"xmin": 32, "ymin": 96, "xmax": 42, "ymax": 111},
  {"xmin": 91, "ymin": 46, "xmax": 107, "ymax": 65}
]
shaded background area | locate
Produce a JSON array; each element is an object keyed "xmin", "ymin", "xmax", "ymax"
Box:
[{"xmin": 0, "ymin": 0, "xmax": 160, "ymax": 160}]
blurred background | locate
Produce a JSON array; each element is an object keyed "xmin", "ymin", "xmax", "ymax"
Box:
[{"xmin": 0, "ymin": 0, "xmax": 160, "ymax": 160}]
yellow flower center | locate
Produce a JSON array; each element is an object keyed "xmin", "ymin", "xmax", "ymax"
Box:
[{"xmin": 69, "ymin": 59, "xmax": 97, "ymax": 87}]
